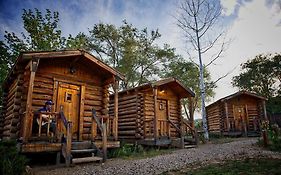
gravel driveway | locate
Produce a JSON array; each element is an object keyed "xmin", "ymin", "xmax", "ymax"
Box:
[{"xmin": 35, "ymin": 138, "xmax": 281, "ymax": 175}]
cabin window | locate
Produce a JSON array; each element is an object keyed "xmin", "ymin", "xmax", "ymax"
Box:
[{"xmin": 65, "ymin": 92, "xmax": 72, "ymax": 103}]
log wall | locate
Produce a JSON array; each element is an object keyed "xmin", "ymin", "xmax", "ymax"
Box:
[
  {"xmin": 109, "ymin": 93, "xmax": 142, "ymax": 140},
  {"xmin": 206, "ymin": 104, "xmax": 222, "ymax": 133},
  {"xmin": 2, "ymin": 73, "xmax": 23, "ymax": 140},
  {"xmin": 207, "ymin": 94, "xmax": 265, "ymax": 134}
]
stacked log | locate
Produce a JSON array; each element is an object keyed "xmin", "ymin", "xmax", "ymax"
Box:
[
  {"xmin": 206, "ymin": 104, "xmax": 221, "ymax": 132},
  {"xmin": 169, "ymin": 99, "xmax": 181, "ymax": 138},
  {"xmin": 32, "ymin": 73, "xmax": 54, "ymax": 111},
  {"xmin": 143, "ymin": 93, "xmax": 154, "ymax": 138},
  {"xmin": 2, "ymin": 75, "xmax": 23, "ymax": 140},
  {"xmin": 83, "ymin": 84, "xmax": 102, "ymax": 140},
  {"xmin": 109, "ymin": 93, "xmax": 141, "ymax": 140},
  {"xmin": 0, "ymin": 90, "xmax": 7, "ymax": 138}
]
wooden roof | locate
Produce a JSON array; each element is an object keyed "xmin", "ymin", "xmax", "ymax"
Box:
[
  {"xmin": 20, "ymin": 49, "xmax": 124, "ymax": 79},
  {"xmin": 3, "ymin": 50, "xmax": 124, "ymax": 87},
  {"xmin": 118, "ymin": 77, "xmax": 195, "ymax": 98},
  {"xmin": 206, "ymin": 90, "xmax": 267, "ymax": 108}
]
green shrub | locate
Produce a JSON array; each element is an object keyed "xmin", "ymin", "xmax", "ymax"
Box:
[
  {"xmin": 268, "ymin": 124, "xmax": 281, "ymax": 152},
  {"xmin": 108, "ymin": 143, "xmax": 144, "ymax": 158},
  {"xmin": 0, "ymin": 140, "xmax": 28, "ymax": 175}
]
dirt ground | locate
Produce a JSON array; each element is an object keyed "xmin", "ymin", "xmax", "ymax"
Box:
[{"xmin": 32, "ymin": 138, "xmax": 281, "ymax": 175}]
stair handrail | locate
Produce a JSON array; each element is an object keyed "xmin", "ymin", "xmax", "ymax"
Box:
[
  {"xmin": 58, "ymin": 106, "xmax": 72, "ymax": 167},
  {"xmin": 168, "ymin": 118, "xmax": 181, "ymax": 132},
  {"xmin": 182, "ymin": 118, "xmax": 198, "ymax": 145},
  {"xmin": 92, "ymin": 109, "xmax": 107, "ymax": 162}
]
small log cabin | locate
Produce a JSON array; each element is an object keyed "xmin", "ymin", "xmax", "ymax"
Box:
[
  {"xmin": 0, "ymin": 50, "xmax": 123, "ymax": 164},
  {"xmin": 206, "ymin": 91, "xmax": 267, "ymax": 136},
  {"xmin": 109, "ymin": 78, "xmax": 197, "ymax": 148}
]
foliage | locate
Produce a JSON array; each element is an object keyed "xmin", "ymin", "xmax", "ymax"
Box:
[
  {"xmin": 267, "ymin": 96, "xmax": 281, "ymax": 114},
  {"xmin": 268, "ymin": 124, "xmax": 281, "ymax": 152},
  {"xmin": 108, "ymin": 143, "xmax": 174, "ymax": 159},
  {"xmin": 0, "ymin": 140, "xmax": 28, "ymax": 175},
  {"xmin": 163, "ymin": 58, "xmax": 215, "ymax": 116},
  {"xmin": 88, "ymin": 21, "xmax": 179, "ymax": 89},
  {"xmin": 232, "ymin": 54, "xmax": 281, "ymax": 99},
  {"xmin": 0, "ymin": 42, "xmax": 13, "ymax": 102},
  {"xmin": 0, "ymin": 8, "xmax": 90, "ymax": 99},
  {"xmin": 163, "ymin": 158, "xmax": 281, "ymax": 175}
]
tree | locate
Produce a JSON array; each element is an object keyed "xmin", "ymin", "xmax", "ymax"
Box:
[
  {"xmin": 0, "ymin": 42, "xmax": 13, "ymax": 102},
  {"xmin": 232, "ymin": 53, "xmax": 281, "ymax": 115},
  {"xmin": 1, "ymin": 8, "xmax": 89, "ymax": 100},
  {"xmin": 176, "ymin": 0, "xmax": 227, "ymax": 140},
  {"xmin": 163, "ymin": 58, "xmax": 215, "ymax": 120},
  {"xmin": 88, "ymin": 21, "xmax": 179, "ymax": 89},
  {"xmin": 4, "ymin": 9, "xmax": 64, "ymax": 54},
  {"xmin": 232, "ymin": 54, "xmax": 281, "ymax": 98}
]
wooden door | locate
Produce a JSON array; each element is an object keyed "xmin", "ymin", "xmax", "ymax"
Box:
[
  {"xmin": 233, "ymin": 105, "xmax": 248, "ymax": 132},
  {"xmin": 57, "ymin": 82, "xmax": 80, "ymax": 140},
  {"xmin": 156, "ymin": 99, "xmax": 169, "ymax": 137}
]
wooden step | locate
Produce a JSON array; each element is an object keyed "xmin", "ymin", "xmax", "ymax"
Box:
[
  {"xmin": 184, "ymin": 144, "xmax": 196, "ymax": 149},
  {"xmin": 71, "ymin": 149, "xmax": 96, "ymax": 154},
  {"xmin": 72, "ymin": 156, "xmax": 103, "ymax": 164}
]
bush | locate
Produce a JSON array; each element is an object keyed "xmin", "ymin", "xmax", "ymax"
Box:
[
  {"xmin": 268, "ymin": 124, "xmax": 281, "ymax": 151},
  {"xmin": 108, "ymin": 143, "xmax": 144, "ymax": 158},
  {"xmin": 0, "ymin": 140, "xmax": 28, "ymax": 175}
]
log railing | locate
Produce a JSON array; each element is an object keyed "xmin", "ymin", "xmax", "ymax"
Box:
[
  {"xmin": 92, "ymin": 109, "xmax": 107, "ymax": 162},
  {"xmin": 158, "ymin": 119, "xmax": 169, "ymax": 137},
  {"xmin": 182, "ymin": 119, "xmax": 198, "ymax": 144},
  {"xmin": 36, "ymin": 112, "xmax": 59, "ymax": 137}
]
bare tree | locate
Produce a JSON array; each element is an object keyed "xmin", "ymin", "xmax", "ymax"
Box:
[{"xmin": 176, "ymin": 0, "xmax": 228, "ymax": 140}]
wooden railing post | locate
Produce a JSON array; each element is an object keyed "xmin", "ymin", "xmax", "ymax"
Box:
[
  {"xmin": 102, "ymin": 123, "xmax": 107, "ymax": 162},
  {"xmin": 153, "ymin": 86, "xmax": 158, "ymax": 140},
  {"xmin": 66, "ymin": 121, "xmax": 72, "ymax": 167}
]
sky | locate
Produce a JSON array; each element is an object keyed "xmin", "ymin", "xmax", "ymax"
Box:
[{"xmin": 0, "ymin": 0, "xmax": 281, "ymax": 106}]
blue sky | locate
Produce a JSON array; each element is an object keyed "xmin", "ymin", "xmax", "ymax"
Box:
[{"xmin": 0, "ymin": 0, "xmax": 281, "ymax": 105}]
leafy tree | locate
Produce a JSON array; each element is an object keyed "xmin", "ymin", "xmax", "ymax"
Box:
[
  {"xmin": 232, "ymin": 54, "xmax": 281, "ymax": 98},
  {"xmin": 163, "ymin": 58, "xmax": 215, "ymax": 120},
  {"xmin": 176, "ymin": 0, "xmax": 227, "ymax": 140},
  {"xmin": 1, "ymin": 8, "xmax": 90, "ymax": 100},
  {"xmin": 88, "ymin": 21, "xmax": 178, "ymax": 89},
  {"xmin": 4, "ymin": 8, "xmax": 64, "ymax": 53},
  {"xmin": 0, "ymin": 42, "xmax": 13, "ymax": 102}
]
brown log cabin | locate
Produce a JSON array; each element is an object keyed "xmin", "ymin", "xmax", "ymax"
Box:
[
  {"xmin": 0, "ymin": 50, "xmax": 124, "ymax": 165},
  {"xmin": 109, "ymin": 78, "xmax": 198, "ymax": 148},
  {"xmin": 206, "ymin": 91, "xmax": 267, "ymax": 137}
]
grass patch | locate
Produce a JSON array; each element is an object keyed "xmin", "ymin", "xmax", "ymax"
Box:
[
  {"xmin": 163, "ymin": 158, "xmax": 281, "ymax": 175},
  {"xmin": 108, "ymin": 144, "xmax": 175, "ymax": 160}
]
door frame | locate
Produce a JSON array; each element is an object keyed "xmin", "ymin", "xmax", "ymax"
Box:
[
  {"xmin": 53, "ymin": 78, "xmax": 85, "ymax": 141},
  {"xmin": 233, "ymin": 105, "xmax": 249, "ymax": 133},
  {"xmin": 156, "ymin": 98, "xmax": 169, "ymax": 137}
]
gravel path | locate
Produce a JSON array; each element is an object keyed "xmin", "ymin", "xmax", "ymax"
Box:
[{"xmin": 35, "ymin": 138, "xmax": 281, "ymax": 175}]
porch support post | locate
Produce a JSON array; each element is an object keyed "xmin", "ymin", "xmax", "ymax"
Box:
[
  {"xmin": 113, "ymin": 76, "xmax": 119, "ymax": 141},
  {"xmin": 224, "ymin": 102, "xmax": 230, "ymax": 132},
  {"xmin": 23, "ymin": 58, "xmax": 39, "ymax": 143},
  {"xmin": 153, "ymin": 86, "xmax": 158, "ymax": 140}
]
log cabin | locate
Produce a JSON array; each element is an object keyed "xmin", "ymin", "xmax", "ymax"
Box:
[
  {"xmin": 109, "ymin": 78, "xmax": 198, "ymax": 148},
  {"xmin": 0, "ymin": 50, "xmax": 124, "ymax": 165},
  {"xmin": 206, "ymin": 91, "xmax": 267, "ymax": 137}
]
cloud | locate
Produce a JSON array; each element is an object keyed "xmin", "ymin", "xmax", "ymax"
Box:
[
  {"xmin": 210, "ymin": 0, "xmax": 281, "ymax": 101},
  {"xmin": 221, "ymin": 0, "xmax": 239, "ymax": 16}
]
